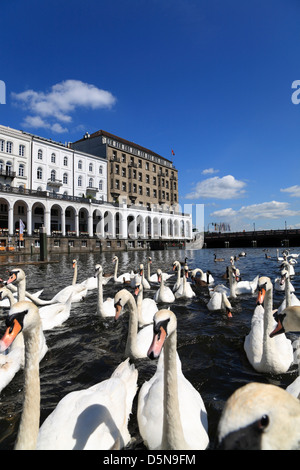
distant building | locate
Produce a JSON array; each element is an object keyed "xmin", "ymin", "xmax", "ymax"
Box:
[{"xmin": 72, "ymin": 130, "xmax": 179, "ymax": 208}]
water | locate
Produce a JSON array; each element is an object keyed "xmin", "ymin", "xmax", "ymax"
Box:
[{"xmin": 0, "ymin": 247, "xmax": 299, "ymax": 450}]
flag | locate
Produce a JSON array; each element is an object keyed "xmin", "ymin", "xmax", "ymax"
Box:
[
  {"xmin": 19, "ymin": 218, "xmax": 25, "ymax": 241},
  {"xmin": 171, "ymin": 149, "xmax": 175, "ymax": 156}
]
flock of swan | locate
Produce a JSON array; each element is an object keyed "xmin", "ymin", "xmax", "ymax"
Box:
[{"xmin": 0, "ymin": 249, "xmax": 300, "ymax": 450}]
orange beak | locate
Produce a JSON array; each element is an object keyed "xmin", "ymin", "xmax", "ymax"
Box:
[
  {"xmin": 0, "ymin": 319, "xmax": 22, "ymax": 352},
  {"xmin": 157, "ymin": 274, "xmax": 162, "ymax": 283},
  {"xmin": 134, "ymin": 286, "xmax": 140, "ymax": 296},
  {"xmin": 147, "ymin": 326, "xmax": 167, "ymax": 359},
  {"xmin": 6, "ymin": 273, "xmax": 17, "ymax": 285},
  {"xmin": 256, "ymin": 288, "xmax": 266, "ymax": 305}
]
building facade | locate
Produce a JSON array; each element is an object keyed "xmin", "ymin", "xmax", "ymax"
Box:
[
  {"xmin": 0, "ymin": 125, "xmax": 192, "ymax": 253},
  {"xmin": 72, "ymin": 130, "xmax": 179, "ymax": 207}
]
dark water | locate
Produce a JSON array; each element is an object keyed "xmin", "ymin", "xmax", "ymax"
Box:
[{"xmin": 0, "ymin": 247, "xmax": 299, "ymax": 450}]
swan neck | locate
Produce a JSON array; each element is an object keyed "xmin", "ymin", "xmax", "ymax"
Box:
[
  {"xmin": 72, "ymin": 264, "xmax": 77, "ymax": 286},
  {"xmin": 162, "ymin": 330, "xmax": 188, "ymax": 449},
  {"xmin": 114, "ymin": 259, "xmax": 119, "ymax": 281},
  {"xmin": 97, "ymin": 272, "xmax": 104, "ymax": 316},
  {"xmin": 286, "ymin": 278, "xmax": 291, "ymax": 307},
  {"xmin": 14, "ymin": 322, "xmax": 40, "ymax": 450},
  {"xmin": 125, "ymin": 294, "xmax": 139, "ymax": 358},
  {"xmin": 18, "ymin": 279, "xmax": 26, "ymax": 302}
]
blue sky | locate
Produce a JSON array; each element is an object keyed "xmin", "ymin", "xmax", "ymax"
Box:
[{"xmin": 1, "ymin": 0, "xmax": 300, "ymax": 232}]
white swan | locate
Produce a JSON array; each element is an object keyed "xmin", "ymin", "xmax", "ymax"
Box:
[
  {"xmin": 39, "ymin": 293, "xmax": 73, "ymax": 331},
  {"xmin": 112, "ymin": 256, "xmax": 133, "ymax": 283},
  {"xmin": 0, "ymin": 300, "xmax": 138, "ymax": 450},
  {"xmin": 147, "ymin": 257, "xmax": 159, "ymax": 283},
  {"xmin": 137, "ymin": 309, "xmax": 209, "ymax": 450},
  {"xmin": 50, "ymin": 260, "xmax": 88, "ymax": 303},
  {"xmin": 172, "ymin": 261, "xmax": 183, "ymax": 292},
  {"xmin": 114, "ymin": 289, "xmax": 153, "ymax": 359},
  {"xmin": 95, "ymin": 264, "xmax": 115, "ymax": 318},
  {"xmin": 174, "ymin": 265, "xmax": 196, "ymax": 299},
  {"xmin": 134, "ymin": 282, "xmax": 157, "ymax": 327},
  {"xmin": 230, "ymin": 267, "xmax": 259, "ymax": 296},
  {"xmin": 0, "ymin": 286, "xmax": 43, "ymax": 308},
  {"xmin": 5, "ymin": 269, "xmax": 54, "ymax": 306},
  {"xmin": 207, "ymin": 290, "xmax": 233, "ymax": 318},
  {"xmin": 190, "ymin": 268, "xmax": 214, "ymax": 284},
  {"xmin": 270, "ymin": 306, "xmax": 300, "ymax": 399},
  {"xmin": 217, "ymin": 382, "xmax": 300, "ymax": 450},
  {"xmin": 243, "ymin": 276, "xmax": 293, "ymax": 374},
  {"xmin": 154, "ymin": 269, "xmax": 175, "ymax": 303},
  {"xmin": 277, "ymin": 268, "xmax": 300, "ymax": 313}
]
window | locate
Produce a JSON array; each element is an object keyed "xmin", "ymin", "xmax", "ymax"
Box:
[
  {"xmin": 99, "ymin": 180, "xmax": 103, "ymax": 190},
  {"xmin": 152, "ymin": 164, "xmax": 156, "ymax": 172},
  {"xmin": 6, "ymin": 161, "xmax": 12, "ymax": 174},
  {"xmin": 51, "ymin": 153, "xmax": 56, "ymax": 163},
  {"xmin": 146, "ymin": 175, "xmax": 150, "ymax": 184},
  {"xmin": 138, "ymin": 159, "xmax": 142, "ymax": 168},
  {"xmin": 121, "ymin": 154, "xmax": 126, "ymax": 163},
  {"xmin": 122, "ymin": 182, "xmax": 126, "ymax": 191},
  {"xmin": 0, "ymin": 140, "xmax": 4, "ymax": 151},
  {"xmin": 89, "ymin": 163, "xmax": 93, "ymax": 172},
  {"xmin": 146, "ymin": 187, "xmax": 150, "ymax": 197},
  {"xmin": 138, "ymin": 172, "xmax": 142, "ymax": 182},
  {"xmin": 78, "ymin": 160, "xmax": 82, "ymax": 169},
  {"xmin": 38, "ymin": 149, "xmax": 43, "ymax": 160},
  {"xmin": 78, "ymin": 175, "xmax": 82, "ymax": 187},
  {"xmin": 122, "ymin": 167, "xmax": 126, "ymax": 177},
  {"xmin": 99, "ymin": 165, "xmax": 103, "ymax": 174},
  {"xmin": 115, "ymin": 179, "xmax": 120, "ymax": 190},
  {"xmin": 63, "ymin": 173, "xmax": 68, "ymax": 184},
  {"xmin": 115, "ymin": 164, "xmax": 120, "ymax": 174},
  {"xmin": 63, "ymin": 156, "xmax": 68, "ymax": 166},
  {"xmin": 145, "ymin": 162, "xmax": 149, "ymax": 170},
  {"xmin": 153, "ymin": 189, "xmax": 157, "ymax": 198},
  {"xmin": 6, "ymin": 141, "xmax": 13, "ymax": 153},
  {"xmin": 19, "ymin": 145, "xmax": 25, "ymax": 156},
  {"xmin": 50, "ymin": 169, "xmax": 56, "ymax": 181},
  {"xmin": 37, "ymin": 167, "xmax": 43, "ymax": 180},
  {"xmin": 138, "ymin": 186, "xmax": 143, "ymax": 195},
  {"xmin": 153, "ymin": 176, "xmax": 157, "ymax": 185},
  {"xmin": 88, "ymin": 178, "xmax": 93, "ymax": 188},
  {"xmin": 18, "ymin": 163, "xmax": 25, "ymax": 177},
  {"xmin": 0, "ymin": 160, "xmax": 3, "ymax": 171}
]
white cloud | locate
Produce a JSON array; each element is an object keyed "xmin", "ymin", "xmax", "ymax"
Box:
[
  {"xmin": 211, "ymin": 200, "xmax": 300, "ymax": 220},
  {"xmin": 185, "ymin": 175, "xmax": 246, "ymax": 200},
  {"xmin": 12, "ymin": 80, "xmax": 117, "ymax": 133},
  {"xmin": 201, "ymin": 168, "xmax": 219, "ymax": 175},
  {"xmin": 22, "ymin": 115, "xmax": 68, "ymax": 134},
  {"xmin": 280, "ymin": 185, "xmax": 300, "ymax": 197}
]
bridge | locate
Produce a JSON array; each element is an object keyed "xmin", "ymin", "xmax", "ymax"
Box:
[{"xmin": 204, "ymin": 229, "xmax": 300, "ymax": 249}]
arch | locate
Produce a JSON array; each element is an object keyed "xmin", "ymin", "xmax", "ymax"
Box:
[
  {"xmin": 78, "ymin": 207, "xmax": 89, "ymax": 233},
  {"xmin": 104, "ymin": 210, "xmax": 114, "ymax": 238}
]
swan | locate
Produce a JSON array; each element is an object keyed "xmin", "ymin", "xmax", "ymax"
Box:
[
  {"xmin": 0, "ymin": 300, "xmax": 138, "ymax": 450},
  {"xmin": 132, "ymin": 264, "xmax": 150, "ymax": 290},
  {"xmin": 190, "ymin": 268, "xmax": 214, "ymax": 285},
  {"xmin": 243, "ymin": 276, "xmax": 293, "ymax": 374},
  {"xmin": 154, "ymin": 269, "xmax": 175, "ymax": 303},
  {"xmin": 174, "ymin": 265, "xmax": 196, "ymax": 299},
  {"xmin": 172, "ymin": 261, "xmax": 183, "ymax": 292},
  {"xmin": 112, "ymin": 256, "xmax": 133, "ymax": 283},
  {"xmin": 50, "ymin": 260, "xmax": 88, "ymax": 303},
  {"xmin": 0, "ymin": 286, "xmax": 43, "ymax": 308},
  {"xmin": 207, "ymin": 290, "xmax": 233, "ymax": 318},
  {"xmin": 277, "ymin": 269, "xmax": 299, "ymax": 313},
  {"xmin": 134, "ymin": 282, "xmax": 157, "ymax": 327},
  {"xmin": 137, "ymin": 309, "xmax": 209, "ymax": 450},
  {"xmin": 38, "ymin": 293, "xmax": 73, "ymax": 331},
  {"xmin": 5, "ymin": 269, "xmax": 54, "ymax": 306},
  {"xmin": 80, "ymin": 267, "xmax": 112, "ymax": 291},
  {"xmin": 147, "ymin": 257, "xmax": 159, "ymax": 283},
  {"xmin": 0, "ymin": 287, "xmax": 48, "ymax": 392},
  {"xmin": 114, "ymin": 289, "xmax": 154, "ymax": 359},
  {"xmin": 95, "ymin": 264, "xmax": 115, "ymax": 318},
  {"xmin": 230, "ymin": 267, "xmax": 259, "ymax": 296},
  {"xmin": 217, "ymin": 382, "xmax": 300, "ymax": 450}
]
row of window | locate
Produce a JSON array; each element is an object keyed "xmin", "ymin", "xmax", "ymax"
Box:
[
  {"xmin": 112, "ymin": 151, "xmax": 176, "ymax": 177},
  {"xmin": 36, "ymin": 167, "xmax": 104, "ymax": 190},
  {"xmin": 0, "ymin": 140, "xmax": 25, "ymax": 156},
  {"xmin": 114, "ymin": 166, "xmax": 177, "ymax": 189},
  {"xmin": 112, "ymin": 179, "xmax": 177, "ymax": 202},
  {"xmin": 37, "ymin": 149, "xmax": 104, "ymax": 174}
]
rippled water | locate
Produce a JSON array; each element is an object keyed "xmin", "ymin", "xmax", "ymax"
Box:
[{"xmin": 0, "ymin": 247, "xmax": 299, "ymax": 450}]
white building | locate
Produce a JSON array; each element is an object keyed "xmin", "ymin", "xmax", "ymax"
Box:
[{"xmin": 0, "ymin": 125, "xmax": 192, "ymax": 250}]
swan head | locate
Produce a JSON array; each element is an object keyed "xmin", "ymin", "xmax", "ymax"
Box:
[
  {"xmin": 112, "ymin": 256, "xmax": 118, "ymax": 263},
  {"xmin": 270, "ymin": 306, "xmax": 300, "ymax": 338},
  {"xmin": 94, "ymin": 264, "xmax": 102, "ymax": 277},
  {"xmin": 148, "ymin": 257, "xmax": 152, "ymax": 263},
  {"xmin": 114, "ymin": 289, "xmax": 132, "ymax": 320},
  {"xmin": 217, "ymin": 382, "xmax": 300, "ymax": 450},
  {"xmin": 139, "ymin": 264, "xmax": 144, "ymax": 275},
  {"xmin": 72, "ymin": 259, "xmax": 77, "ymax": 268},
  {"xmin": 183, "ymin": 265, "xmax": 189, "ymax": 278},
  {"xmin": 0, "ymin": 286, "xmax": 13, "ymax": 300},
  {"xmin": 256, "ymin": 277, "xmax": 272, "ymax": 305},
  {"xmin": 0, "ymin": 301, "xmax": 39, "ymax": 352},
  {"xmin": 172, "ymin": 261, "xmax": 180, "ymax": 271},
  {"xmin": 147, "ymin": 309, "xmax": 177, "ymax": 360},
  {"xmin": 5, "ymin": 268, "xmax": 26, "ymax": 286}
]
